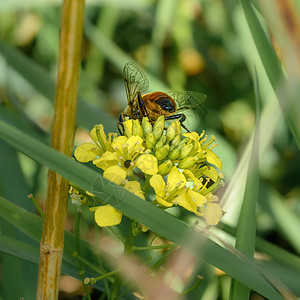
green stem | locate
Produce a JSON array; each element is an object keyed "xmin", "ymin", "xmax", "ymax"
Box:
[
  {"xmin": 88, "ymin": 269, "xmax": 119, "ymax": 284},
  {"xmin": 132, "ymin": 244, "xmax": 176, "ymax": 251},
  {"xmin": 28, "ymin": 194, "xmax": 44, "ymax": 218},
  {"xmin": 75, "ymin": 210, "xmax": 92, "ymax": 300},
  {"xmin": 110, "ymin": 220, "xmax": 136, "ymax": 299},
  {"xmin": 180, "ymin": 275, "xmax": 203, "ymax": 296}
]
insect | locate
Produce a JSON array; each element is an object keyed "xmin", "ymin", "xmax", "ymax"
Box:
[{"xmin": 118, "ymin": 62, "xmax": 207, "ymax": 134}]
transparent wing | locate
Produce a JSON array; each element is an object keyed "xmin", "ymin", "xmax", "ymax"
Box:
[
  {"xmin": 123, "ymin": 62, "xmax": 149, "ymax": 104},
  {"xmin": 168, "ymin": 91, "xmax": 208, "ymax": 116}
]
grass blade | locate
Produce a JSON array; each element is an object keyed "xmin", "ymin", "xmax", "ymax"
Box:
[{"xmin": 230, "ymin": 67, "xmax": 260, "ymax": 299}]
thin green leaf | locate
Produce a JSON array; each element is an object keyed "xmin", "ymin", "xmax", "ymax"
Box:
[
  {"xmin": 240, "ymin": 0, "xmax": 300, "ymax": 149},
  {"xmin": 230, "ymin": 67, "xmax": 261, "ymax": 299},
  {"xmin": 259, "ymin": 184, "xmax": 300, "ymax": 255},
  {"xmin": 221, "ymin": 223, "xmax": 300, "ymax": 277}
]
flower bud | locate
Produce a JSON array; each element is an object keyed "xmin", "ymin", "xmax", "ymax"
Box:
[
  {"xmin": 178, "ymin": 143, "xmax": 194, "ymax": 159},
  {"xmin": 177, "ymin": 155, "xmax": 198, "ymax": 169},
  {"xmin": 146, "ymin": 132, "xmax": 157, "ymax": 149},
  {"xmin": 168, "ymin": 148, "xmax": 180, "ymax": 160},
  {"xmin": 156, "ymin": 135, "xmax": 167, "ymax": 148},
  {"xmin": 158, "ymin": 159, "xmax": 173, "ymax": 177},
  {"xmin": 155, "ymin": 139, "xmax": 165, "ymax": 151},
  {"xmin": 142, "ymin": 117, "xmax": 152, "ymax": 137},
  {"xmin": 174, "ymin": 120, "xmax": 182, "ymax": 135},
  {"xmin": 132, "ymin": 119, "xmax": 144, "ymax": 138},
  {"xmin": 152, "ymin": 116, "xmax": 164, "ymax": 139},
  {"xmin": 153, "ymin": 115, "xmax": 165, "ymax": 130},
  {"xmin": 152, "ymin": 126, "xmax": 163, "ymax": 140},
  {"xmin": 171, "ymin": 135, "xmax": 181, "ymax": 147},
  {"xmin": 92, "ymin": 124, "xmax": 107, "ymax": 151},
  {"xmin": 166, "ymin": 122, "xmax": 176, "ymax": 143},
  {"xmin": 123, "ymin": 119, "xmax": 133, "ymax": 137},
  {"xmin": 177, "ymin": 139, "xmax": 188, "ymax": 150},
  {"xmin": 155, "ymin": 144, "xmax": 169, "ymax": 160}
]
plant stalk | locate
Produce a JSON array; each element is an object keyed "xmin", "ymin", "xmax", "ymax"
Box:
[{"xmin": 36, "ymin": 1, "xmax": 85, "ymax": 299}]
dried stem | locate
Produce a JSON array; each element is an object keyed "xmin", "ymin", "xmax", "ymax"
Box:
[{"xmin": 36, "ymin": 1, "xmax": 85, "ymax": 299}]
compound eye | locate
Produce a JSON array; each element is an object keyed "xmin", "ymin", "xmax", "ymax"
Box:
[{"xmin": 155, "ymin": 97, "xmax": 176, "ymax": 113}]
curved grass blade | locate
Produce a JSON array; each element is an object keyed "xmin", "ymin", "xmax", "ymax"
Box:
[
  {"xmin": 240, "ymin": 0, "xmax": 300, "ymax": 149},
  {"xmin": 230, "ymin": 67, "xmax": 261, "ymax": 299}
]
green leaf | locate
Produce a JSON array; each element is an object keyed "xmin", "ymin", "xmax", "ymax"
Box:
[
  {"xmin": 240, "ymin": 0, "xmax": 300, "ymax": 149},
  {"xmin": 230, "ymin": 67, "xmax": 261, "ymax": 299}
]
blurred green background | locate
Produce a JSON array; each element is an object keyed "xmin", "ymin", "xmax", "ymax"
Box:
[{"xmin": 0, "ymin": 0, "xmax": 300, "ymax": 299}]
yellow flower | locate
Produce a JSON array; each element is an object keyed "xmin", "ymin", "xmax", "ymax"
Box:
[
  {"xmin": 74, "ymin": 117, "xmax": 225, "ymax": 227},
  {"xmin": 150, "ymin": 166, "xmax": 186, "ymax": 208},
  {"xmin": 93, "ymin": 135, "xmax": 158, "ymax": 176},
  {"xmin": 74, "ymin": 124, "xmax": 115, "ymax": 163},
  {"xmin": 150, "ymin": 166, "xmax": 208, "ymax": 215}
]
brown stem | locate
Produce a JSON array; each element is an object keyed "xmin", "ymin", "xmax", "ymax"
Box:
[{"xmin": 36, "ymin": 1, "xmax": 85, "ymax": 299}]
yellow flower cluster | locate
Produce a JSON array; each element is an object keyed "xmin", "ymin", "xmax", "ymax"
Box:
[{"xmin": 73, "ymin": 116, "xmax": 224, "ymax": 227}]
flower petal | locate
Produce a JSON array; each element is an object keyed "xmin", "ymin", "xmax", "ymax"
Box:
[
  {"xmin": 150, "ymin": 174, "xmax": 165, "ymax": 197},
  {"xmin": 156, "ymin": 196, "xmax": 173, "ymax": 208},
  {"xmin": 127, "ymin": 136, "xmax": 144, "ymax": 157},
  {"xmin": 168, "ymin": 166, "xmax": 186, "ymax": 190},
  {"xmin": 135, "ymin": 154, "xmax": 158, "ymax": 175},
  {"xmin": 187, "ymin": 189, "xmax": 206, "ymax": 207},
  {"xmin": 94, "ymin": 205, "xmax": 122, "ymax": 227},
  {"xmin": 74, "ymin": 143, "xmax": 100, "ymax": 162},
  {"xmin": 203, "ymin": 166, "xmax": 219, "ymax": 182},
  {"xmin": 111, "ymin": 136, "xmax": 128, "ymax": 151},
  {"xmin": 93, "ymin": 151, "xmax": 119, "ymax": 170},
  {"xmin": 204, "ymin": 202, "xmax": 223, "ymax": 225},
  {"xmin": 103, "ymin": 165, "xmax": 127, "ymax": 185},
  {"xmin": 183, "ymin": 132, "xmax": 200, "ymax": 141},
  {"xmin": 174, "ymin": 192, "xmax": 197, "ymax": 213},
  {"xmin": 206, "ymin": 150, "xmax": 222, "ymax": 170},
  {"xmin": 123, "ymin": 180, "xmax": 145, "ymax": 200},
  {"xmin": 183, "ymin": 169, "xmax": 202, "ymax": 190}
]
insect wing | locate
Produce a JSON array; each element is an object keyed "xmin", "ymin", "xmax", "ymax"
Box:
[
  {"xmin": 168, "ymin": 91, "xmax": 207, "ymax": 116},
  {"xmin": 123, "ymin": 62, "xmax": 149, "ymax": 104}
]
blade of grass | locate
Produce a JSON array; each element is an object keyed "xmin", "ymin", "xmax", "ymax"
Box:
[
  {"xmin": 0, "ymin": 119, "xmax": 284, "ymax": 300},
  {"xmin": 0, "ymin": 140, "xmax": 38, "ymax": 299},
  {"xmin": 221, "ymin": 222, "xmax": 300, "ymax": 275},
  {"xmin": 259, "ymin": 184, "xmax": 300, "ymax": 255},
  {"xmin": 240, "ymin": 0, "xmax": 300, "ymax": 149},
  {"xmin": 230, "ymin": 67, "xmax": 261, "ymax": 299}
]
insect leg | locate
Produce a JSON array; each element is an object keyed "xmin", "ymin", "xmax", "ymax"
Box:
[
  {"xmin": 117, "ymin": 113, "xmax": 125, "ymax": 135},
  {"xmin": 165, "ymin": 113, "xmax": 190, "ymax": 132},
  {"xmin": 137, "ymin": 92, "xmax": 149, "ymax": 119}
]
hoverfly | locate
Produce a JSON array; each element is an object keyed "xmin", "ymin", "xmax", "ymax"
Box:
[{"xmin": 118, "ymin": 62, "xmax": 207, "ymax": 134}]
